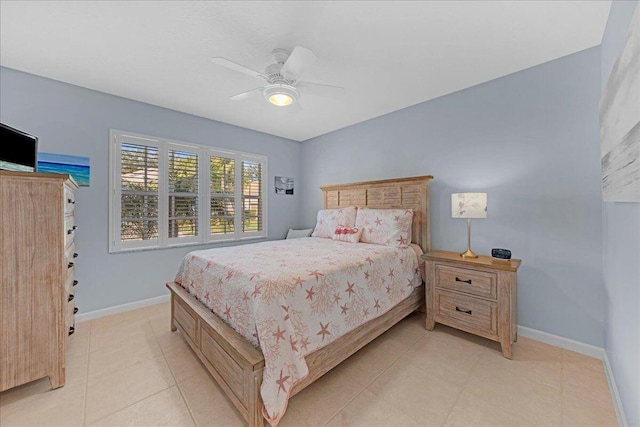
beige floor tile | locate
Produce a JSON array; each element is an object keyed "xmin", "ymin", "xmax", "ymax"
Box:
[
  {"xmin": 68, "ymin": 322, "xmax": 91, "ymax": 357},
  {"xmin": 0, "ymin": 379, "xmax": 85, "ymax": 427},
  {"xmin": 330, "ymin": 333, "xmax": 408, "ymax": 388},
  {"xmin": 367, "ymin": 361, "xmax": 462, "ymax": 426},
  {"xmin": 178, "ymin": 375, "xmax": 245, "ymax": 427},
  {"xmin": 154, "ymin": 327, "xmax": 192, "ymax": 354},
  {"xmin": 84, "ymin": 354, "xmax": 175, "ymax": 425},
  {"xmin": 465, "ymin": 358, "xmax": 562, "ymax": 426},
  {"xmin": 478, "ymin": 345, "xmax": 562, "ymax": 390},
  {"xmin": 444, "ymin": 391, "xmax": 534, "ymax": 427},
  {"xmin": 400, "ymin": 330, "xmax": 485, "ymax": 387},
  {"xmin": 66, "ymin": 349, "xmax": 90, "ymax": 386},
  {"xmin": 89, "ymin": 386, "xmax": 195, "ymax": 426},
  {"xmin": 164, "ymin": 342, "xmax": 209, "ymax": 384},
  {"xmin": 286, "ymin": 364, "xmax": 366, "ymax": 426},
  {"xmin": 90, "ymin": 308, "xmax": 149, "ymax": 335},
  {"xmin": 562, "ymin": 352, "xmax": 614, "ymax": 415},
  {"xmin": 88, "ymin": 331, "xmax": 162, "ymax": 379},
  {"xmin": 143, "ymin": 301, "xmax": 170, "ymax": 317},
  {"xmin": 325, "ymin": 389, "xmax": 421, "ymax": 427},
  {"xmin": 562, "ymin": 393, "xmax": 619, "ymax": 427},
  {"xmin": 378, "ymin": 311, "xmax": 428, "ymax": 349},
  {"xmin": 276, "ymin": 405, "xmax": 315, "ymax": 427},
  {"xmin": 89, "ymin": 321, "xmax": 158, "ymax": 355}
]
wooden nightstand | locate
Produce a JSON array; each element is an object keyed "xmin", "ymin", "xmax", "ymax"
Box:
[{"xmin": 422, "ymin": 250, "xmax": 522, "ymax": 359}]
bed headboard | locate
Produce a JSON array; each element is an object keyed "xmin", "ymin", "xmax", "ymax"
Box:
[{"xmin": 320, "ymin": 175, "xmax": 433, "ymax": 253}]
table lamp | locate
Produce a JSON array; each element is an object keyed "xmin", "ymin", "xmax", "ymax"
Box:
[{"xmin": 451, "ymin": 193, "xmax": 487, "ymax": 258}]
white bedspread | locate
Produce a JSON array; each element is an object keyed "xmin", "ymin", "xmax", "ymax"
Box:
[{"xmin": 174, "ymin": 237, "xmax": 422, "ymax": 426}]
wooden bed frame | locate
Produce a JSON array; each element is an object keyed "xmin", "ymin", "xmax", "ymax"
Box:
[{"xmin": 166, "ymin": 175, "xmax": 433, "ymax": 426}]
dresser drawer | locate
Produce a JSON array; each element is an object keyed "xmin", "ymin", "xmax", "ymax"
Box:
[
  {"xmin": 435, "ymin": 265, "xmax": 497, "ymax": 300},
  {"xmin": 64, "ymin": 186, "xmax": 76, "ymax": 215},
  {"xmin": 435, "ymin": 289, "xmax": 498, "ymax": 338},
  {"xmin": 173, "ymin": 298, "xmax": 197, "ymax": 342},
  {"xmin": 66, "ymin": 295, "xmax": 76, "ymax": 329},
  {"xmin": 64, "ymin": 243, "xmax": 77, "ymax": 270},
  {"xmin": 65, "ymin": 273, "xmax": 77, "ymax": 295},
  {"xmin": 64, "ymin": 216, "xmax": 76, "ymax": 248}
]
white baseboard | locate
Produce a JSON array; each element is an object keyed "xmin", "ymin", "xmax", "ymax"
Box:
[
  {"xmin": 518, "ymin": 325, "xmax": 627, "ymax": 427},
  {"xmin": 603, "ymin": 352, "xmax": 629, "ymax": 427},
  {"xmin": 517, "ymin": 325, "xmax": 605, "ymax": 359},
  {"xmin": 75, "ymin": 294, "xmax": 170, "ymax": 323}
]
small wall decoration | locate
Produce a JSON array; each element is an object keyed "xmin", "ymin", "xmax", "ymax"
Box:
[
  {"xmin": 38, "ymin": 153, "xmax": 90, "ymax": 186},
  {"xmin": 275, "ymin": 176, "xmax": 294, "ymax": 195},
  {"xmin": 600, "ymin": 6, "xmax": 639, "ymax": 202}
]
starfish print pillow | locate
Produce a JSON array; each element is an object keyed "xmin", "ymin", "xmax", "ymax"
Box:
[
  {"xmin": 355, "ymin": 208, "xmax": 413, "ymax": 247},
  {"xmin": 311, "ymin": 206, "xmax": 357, "ymax": 238}
]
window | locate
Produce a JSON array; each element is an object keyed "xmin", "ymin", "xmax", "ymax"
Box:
[{"xmin": 109, "ymin": 130, "xmax": 267, "ymax": 252}]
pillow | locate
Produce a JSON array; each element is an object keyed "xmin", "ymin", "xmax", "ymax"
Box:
[
  {"xmin": 332, "ymin": 226, "xmax": 364, "ymax": 243},
  {"xmin": 311, "ymin": 206, "xmax": 357, "ymax": 238},
  {"xmin": 286, "ymin": 228, "xmax": 313, "ymax": 239},
  {"xmin": 355, "ymin": 208, "xmax": 413, "ymax": 247}
]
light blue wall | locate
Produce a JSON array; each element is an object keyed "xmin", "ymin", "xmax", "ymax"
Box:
[
  {"xmin": 0, "ymin": 66, "xmax": 300, "ymax": 313},
  {"xmin": 600, "ymin": 1, "xmax": 640, "ymax": 425},
  {"xmin": 300, "ymin": 47, "xmax": 606, "ymax": 347}
]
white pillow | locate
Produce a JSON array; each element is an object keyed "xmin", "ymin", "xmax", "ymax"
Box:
[{"xmin": 286, "ymin": 228, "xmax": 313, "ymax": 239}]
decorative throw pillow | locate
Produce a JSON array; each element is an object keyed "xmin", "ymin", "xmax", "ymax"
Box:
[
  {"xmin": 311, "ymin": 206, "xmax": 357, "ymax": 238},
  {"xmin": 332, "ymin": 226, "xmax": 364, "ymax": 243},
  {"xmin": 355, "ymin": 208, "xmax": 413, "ymax": 247},
  {"xmin": 286, "ymin": 228, "xmax": 313, "ymax": 239}
]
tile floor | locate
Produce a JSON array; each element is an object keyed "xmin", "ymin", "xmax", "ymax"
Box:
[{"xmin": 0, "ymin": 302, "xmax": 619, "ymax": 426}]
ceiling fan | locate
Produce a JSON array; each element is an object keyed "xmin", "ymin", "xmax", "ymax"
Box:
[{"xmin": 212, "ymin": 46, "xmax": 345, "ymax": 107}]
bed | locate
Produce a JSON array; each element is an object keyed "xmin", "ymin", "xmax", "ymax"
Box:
[{"xmin": 166, "ymin": 175, "xmax": 433, "ymax": 426}]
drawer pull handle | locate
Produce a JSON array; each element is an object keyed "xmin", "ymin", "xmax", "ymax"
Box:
[
  {"xmin": 74, "ymin": 307, "xmax": 78, "ymax": 314},
  {"xmin": 455, "ymin": 306, "xmax": 472, "ymax": 315},
  {"xmin": 69, "ymin": 326, "xmax": 75, "ymax": 336},
  {"xmin": 73, "ymin": 280, "xmax": 78, "ymax": 286},
  {"xmin": 68, "ymin": 199, "xmax": 75, "ymax": 204},
  {"xmin": 73, "ymin": 253, "xmax": 79, "ymax": 258},
  {"xmin": 68, "ymin": 294, "xmax": 75, "ymax": 302},
  {"xmin": 67, "ymin": 226, "xmax": 77, "ymax": 234},
  {"xmin": 455, "ymin": 277, "xmax": 472, "ymax": 284},
  {"xmin": 68, "ymin": 262, "xmax": 74, "ymax": 269}
]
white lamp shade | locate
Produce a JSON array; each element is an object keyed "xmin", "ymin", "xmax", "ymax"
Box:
[{"xmin": 451, "ymin": 193, "xmax": 487, "ymax": 218}]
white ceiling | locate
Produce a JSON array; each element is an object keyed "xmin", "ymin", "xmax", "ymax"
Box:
[{"xmin": 0, "ymin": 1, "xmax": 611, "ymax": 142}]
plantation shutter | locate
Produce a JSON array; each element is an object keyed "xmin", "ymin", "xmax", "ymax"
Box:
[
  {"xmin": 210, "ymin": 155, "xmax": 235, "ymax": 235},
  {"xmin": 241, "ymin": 159, "xmax": 263, "ymax": 233},
  {"xmin": 168, "ymin": 148, "xmax": 198, "ymax": 239},
  {"xmin": 120, "ymin": 142, "xmax": 159, "ymax": 243}
]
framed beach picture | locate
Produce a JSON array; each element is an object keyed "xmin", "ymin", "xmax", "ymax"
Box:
[{"xmin": 37, "ymin": 153, "xmax": 90, "ymax": 186}]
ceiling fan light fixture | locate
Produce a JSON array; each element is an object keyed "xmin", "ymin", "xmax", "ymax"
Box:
[{"xmin": 263, "ymin": 84, "xmax": 298, "ymax": 107}]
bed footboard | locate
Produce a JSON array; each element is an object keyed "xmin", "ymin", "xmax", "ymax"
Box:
[
  {"xmin": 167, "ymin": 281, "xmax": 425, "ymax": 427},
  {"xmin": 166, "ymin": 282, "xmax": 265, "ymax": 427}
]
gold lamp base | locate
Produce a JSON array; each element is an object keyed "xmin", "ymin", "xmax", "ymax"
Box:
[
  {"xmin": 460, "ymin": 218, "xmax": 479, "ymax": 258},
  {"xmin": 460, "ymin": 248, "xmax": 479, "ymax": 258}
]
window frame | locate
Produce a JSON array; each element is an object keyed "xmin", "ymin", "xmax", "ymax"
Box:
[{"xmin": 109, "ymin": 129, "xmax": 268, "ymax": 253}]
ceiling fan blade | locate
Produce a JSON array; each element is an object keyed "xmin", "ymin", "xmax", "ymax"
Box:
[
  {"xmin": 229, "ymin": 87, "xmax": 263, "ymax": 101},
  {"xmin": 296, "ymin": 82, "xmax": 346, "ymax": 98},
  {"xmin": 212, "ymin": 57, "xmax": 268, "ymax": 80},
  {"xmin": 280, "ymin": 46, "xmax": 317, "ymax": 81}
]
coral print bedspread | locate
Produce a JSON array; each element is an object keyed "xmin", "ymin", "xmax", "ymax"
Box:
[{"xmin": 174, "ymin": 237, "xmax": 422, "ymax": 426}]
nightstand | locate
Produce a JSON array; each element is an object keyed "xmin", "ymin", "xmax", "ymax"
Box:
[{"xmin": 422, "ymin": 250, "xmax": 522, "ymax": 359}]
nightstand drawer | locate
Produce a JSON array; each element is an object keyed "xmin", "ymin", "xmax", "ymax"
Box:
[
  {"xmin": 435, "ymin": 265, "xmax": 497, "ymax": 300},
  {"xmin": 435, "ymin": 289, "xmax": 498, "ymax": 338}
]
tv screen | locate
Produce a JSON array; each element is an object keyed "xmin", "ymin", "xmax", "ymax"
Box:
[{"xmin": 0, "ymin": 123, "xmax": 38, "ymax": 172}]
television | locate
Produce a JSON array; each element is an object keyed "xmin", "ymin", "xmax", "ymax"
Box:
[{"xmin": 0, "ymin": 123, "xmax": 38, "ymax": 172}]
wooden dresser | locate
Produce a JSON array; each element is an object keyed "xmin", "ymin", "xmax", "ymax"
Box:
[
  {"xmin": 0, "ymin": 171, "xmax": 78, "ymax": 391},
  {"xmin": 423, "ymin": 250, "xmax": 521, "ymax": 358}
]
